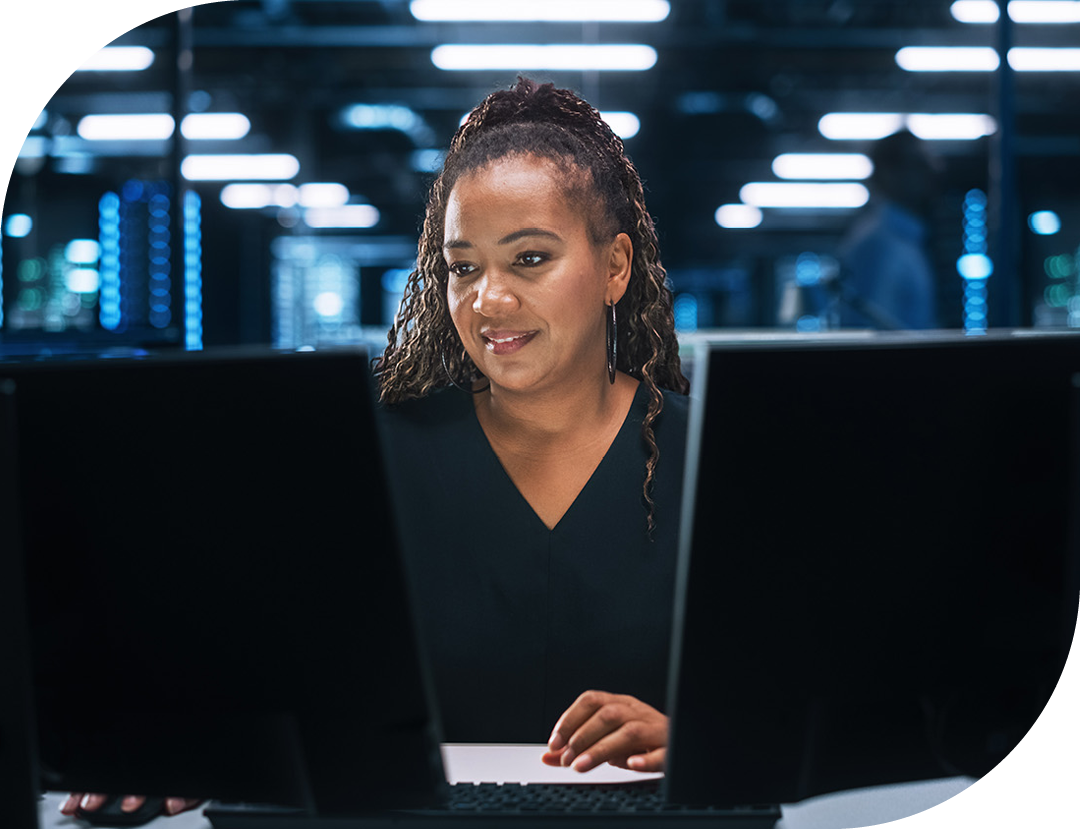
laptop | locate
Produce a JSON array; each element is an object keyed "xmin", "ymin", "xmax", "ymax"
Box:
[
  {"xmin": 2, "ymin": 348, "xmax": 779, "ymax": 828},
  {"xmin": 665, "ymin": 331, "xmax": 1080, "ymax": 806}
]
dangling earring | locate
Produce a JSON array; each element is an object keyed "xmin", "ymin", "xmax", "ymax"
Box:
[
  {"xmin": 442, "ymin": 350, "xmax": 490, "ymax": 394},
  {"xmin": 606, "ymin": 301, "xmax": 617, "ymax": 385}
]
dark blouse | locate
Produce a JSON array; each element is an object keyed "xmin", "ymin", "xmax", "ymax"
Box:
[{"xmin": 378, "ymin": 382, "xmax": 689, "ymax": 743}]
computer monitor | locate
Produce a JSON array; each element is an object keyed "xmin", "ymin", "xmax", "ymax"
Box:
[
  {"xmin": 0, "ymin": 348, "xmax": 445, "ymax": 815},
  {"xmin": 667, "ymin": 331, "xmax": 1080, "ymax": 806},
  {"xmin": 0, "ymin": 379, "xmax": 41, "ymax": 829}
]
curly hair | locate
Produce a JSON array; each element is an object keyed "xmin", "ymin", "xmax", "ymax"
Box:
[{"xmin": 375, "ymin": 78, "xmax": 688, "ymax": 532}]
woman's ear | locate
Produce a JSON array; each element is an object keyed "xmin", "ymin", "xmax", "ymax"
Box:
[{"xmin": 605, "ymin": 233, "xmax": 633, "ymax": 305}]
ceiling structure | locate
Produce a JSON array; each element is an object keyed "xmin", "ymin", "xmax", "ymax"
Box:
[{"xmin": 7, "ymin": 0, "xmax": 1080, "ymax": 337}]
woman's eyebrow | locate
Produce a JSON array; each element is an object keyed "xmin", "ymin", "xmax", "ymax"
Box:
[
  {"xmin": 498, "ymin": 228, "xmax": 561, "ymax": 245},
  {"xmin": 444, "ymin": 228, "xmax": 562, "ymax": 251}
]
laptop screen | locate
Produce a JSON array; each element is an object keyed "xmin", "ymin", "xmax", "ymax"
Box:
[
  {"xmin": 1, "ymin": 348, "xmax": 445, "ymax": 814},
  {"xmin": 667, "ymin": 332, "xmax": 1080, "ymax": 806}
]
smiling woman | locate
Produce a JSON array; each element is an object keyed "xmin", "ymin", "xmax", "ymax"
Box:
[{"xmin": 374, "ymin": 78, "xmax": 688, "ymax": 773}]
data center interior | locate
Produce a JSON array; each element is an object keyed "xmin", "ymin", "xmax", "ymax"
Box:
[{"xmin": 2, "ymin": 0, "xmax": 1080, "ymax": 360}]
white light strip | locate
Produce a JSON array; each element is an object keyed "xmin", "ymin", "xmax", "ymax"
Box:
[
  {"xmin": 714, "ymin": 204, "xmax": 763, "ymax": 229},
  {"xmin": 739, "ymin": 182, "xmax": 869, "ymax": 209},
  {"xmin": 818, "ymin": 112, "xmax": 997, "ymax": 141},
  {"xmin": 304, "ymin": 205, "xmax": 380, "ymax": 229},
  {"xmin": 181, "ymin": 113, "xmax": 251, "ymax": 140},
  {"xmin": 771, "ymin": 153, "xmax": 873, "ymax": 180},
  {"xmin": 298, "ymin": 183, "xmax": 350, "ymax": 208},
  {"xmin": 953, "ymin": 0, "xmax": 1080, "ymax": 23},
  {"xmin": 905, "ymin": 113, "xmax": 997, "ymax": 139},
  {"xmin": 950, "ymin": 0, "xmax": 1000, "ymax": 22},
  {"xmin": 431, "ymin": 44, "xmax": 658, "ymax": 71},
  {"xmin": 76, "ymin": 112, "xmax": 251, "ymax": 141},
  {"xmin": 818, "ymin": 113, "xmax": 905, "ymax": 140},
  {"xmin": 220, "ymin": 183, "xmax": 299, "ymax": 209},
  {"xmin": 76, "ymin": 46, "xmax": 155, "ymax": 72},
  {"xmin": 895, "ymin": 46, "xmax": 1000, "ymax": 72},
  {"xmin": 77, "ymin": 114, "xmax": 174, "ymax": 141},
  {"xmin": 1008, "ymin": 47, "xmax": 1080, "ymax": 70},
  {"xmin": 182, "ymin": 154, "xmax": 300, "ymax": 181},
  {"xmin": 411, "ymin": 0, "xmax": 670, "ymax": 21},
  {"xmin": 1010, "ymin": 1, "xmax": 1080, "ymax": 23},
  {"xmin": 600, "ymin": 111, "xmax": 640, "ymax": 139}
]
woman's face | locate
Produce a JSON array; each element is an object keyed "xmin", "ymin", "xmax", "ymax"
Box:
[{"xmin": 443, "ymin": 154, "xmax": 631, "ymax": 396}]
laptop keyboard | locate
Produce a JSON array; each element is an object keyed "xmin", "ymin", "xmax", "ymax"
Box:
[{"xmin": 206, "ymin": 781, "xmax": 782, "ymax": 827}]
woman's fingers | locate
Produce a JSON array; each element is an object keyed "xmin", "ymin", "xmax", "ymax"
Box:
[
  {"xmin": 165, "ymin": 797, "xmax": 203, "ymax": 815},
  {"xmin": 627, "ymin": 747, "xmax": 667, "ymax": 772},
  {"xmin": 545, "ymin": 690, "xmax": 669, "ymax": 773},
  {"xmin": 59, "ymin": 793, "xmax": 84, "ymax": 816},
  {"xmin": 80, "ymin": 793, "xmax": 108, "ymax": 811},
  {"xmin": 60, "ymin": 793, "xmax": 201, "ymax": 818}
]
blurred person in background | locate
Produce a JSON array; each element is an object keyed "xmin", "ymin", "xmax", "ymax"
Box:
[{"xmin": 834, "ymin": 130, "xmax": 942, "ymax": 330}]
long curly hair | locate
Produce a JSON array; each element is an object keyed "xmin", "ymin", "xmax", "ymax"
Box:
[{"xmin": 375, "ymin": 78, "xmax": 688, "ymax": 531}]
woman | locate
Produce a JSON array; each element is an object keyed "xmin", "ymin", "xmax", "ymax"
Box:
[
  {"xmin": 64, "ymin": 77, "xmax": 688, "ymax": 821},
  {"xmin": 374, "ymin": 77, "xmax": 689, "ymax": 775}
]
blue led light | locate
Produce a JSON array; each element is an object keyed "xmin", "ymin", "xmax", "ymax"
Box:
[
  {"xmin": 4, "ymin": 213, "xmax": 33, "ymax": 238},
  {"xmin": 184, "ymin": 191, "xmax": 203, "ymax": 350},
  {"xmin": 147, "ymin": 191, "xmax": 171, "ymax": 329},
  {"xmin": 959, "ymin": 188, "xmax": 990, "ymax": 334},
  {"xmin": 98, "ymin": 192, "xmax": 122, "ymax": 330},
  {"xmin": 795, "ymin": 252, "xmax": 821, "ymax": 287},
  {"xmin": 673, "ymin": 293, "xmax": 699, "ymax": 331},
  {"xmin": 1028, "ymin": 210, "xmax": 1061, "ymax": 236},
  {"xmin": 0, "ymin": 234, "xmax": 4, "ymax": 328}
]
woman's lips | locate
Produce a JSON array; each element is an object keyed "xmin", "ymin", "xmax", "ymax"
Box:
[{"xmin": 481, "ymin": 330, "xmax": 537, "ymax": 355}]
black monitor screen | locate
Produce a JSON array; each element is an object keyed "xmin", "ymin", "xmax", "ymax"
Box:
[{"xmin": 668, "ymin": 332, "xmax": 1080, "ymax": 806}]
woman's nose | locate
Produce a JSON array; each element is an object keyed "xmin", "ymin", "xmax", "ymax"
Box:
[{"xmin": 472, "ymin": 271, "xmax": 519, "ymax": 317}]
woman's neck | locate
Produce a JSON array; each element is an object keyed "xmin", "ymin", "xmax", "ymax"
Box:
[{"xmin": 474, "ymin": 370, "xmax": 639, "ymax": 457}]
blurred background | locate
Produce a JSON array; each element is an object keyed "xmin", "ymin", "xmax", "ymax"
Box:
[{"xmin": 1, "ymin": 0, "xmax": 1079, "ymax": 358}]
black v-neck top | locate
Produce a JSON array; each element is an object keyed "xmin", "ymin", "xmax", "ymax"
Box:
[{"xmin": 378, "ymin": 383, "xmax": 689, "ymax": 742}]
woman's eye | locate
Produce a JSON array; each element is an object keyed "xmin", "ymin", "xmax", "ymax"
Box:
[
  {"xmin": 448, "ymin": 261, "xmax": 477, "ymax": 277},
  {"xmin": 515, "ymin": 252, "xmax": 547, "ymax": 267}
]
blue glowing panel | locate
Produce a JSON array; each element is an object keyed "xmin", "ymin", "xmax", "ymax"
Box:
[{"xmin": 184, "ymin": 191, "xmax": 203, "ymax": 351}]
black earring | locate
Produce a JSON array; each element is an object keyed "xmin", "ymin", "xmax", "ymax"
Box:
[
  {"xmin": 606, "ymin": 301, "xmax": 617, "ymax": 385},
  {"xmin": 442, "ymin": 350, "xmax": 490, "ymax": 395}
]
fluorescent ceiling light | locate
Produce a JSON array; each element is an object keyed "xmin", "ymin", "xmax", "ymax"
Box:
[
  {"xmin": 1010, "ymin": 1, "xmax": 1080, "ymax": 23},
  {"xmin": 77, "ymin": 114, "xmax": 174, "ymax": 141},
  {"xmin": 65, "ymin": 268, "xmax": 101, "ymax": 294},
  {"xmin": 714, "ymin": 204, "xmax": 763, "ymax": 229},
  {"xmin": 65, "ymin": 239, "xmax": 101, "ymax": 264},
  {"xmin": 431, "ymin": 44, "xmax": 658, "ymax": 71},
  {"xmin": 182, "ymin": 154, "xmax": 300, "ymax": 181},
  {"xmin": 739, "ymin": 182, "xmax": 869, "ymax": 209},
  {"xmin": 304, "ymin": 205, "xmax": 380, "ymax": 229},
  {"xmin": 953, "ymin": 1, "xmax": 1080, "ymax": 23},
  {"xmin": 220, "ymin": 183, "xmax": 299, "ymax": 209},
  {"xmin": 905, "ymin": 113, "xmax": 997, "ymax": 139},
  {"xmin": 818, "ymin": 113, "xmax": 905, "ymax": 140},
  {"xmin": 600, "ymin": 111, "xmax": 640, "ymax": 139},
  {"xmin": 410, "ymin": 0, "xmax": 669, "ymax": 21},
  {"xmin": 771, "ymin": 153, "xmax": 873, "ymax": 180},
  {"xmin": 896, "ymin": 47, "xmax": 1000, "ymax": 71},
  {"xmin": 3, "ymin": 214, "xmax": 33, "ymax": 238},
  {"xmin": 1008, "ymin": 47, "xmax": 1080, "ymax": 70},
  {"xmin": 77, "ymin": 46, "xmax": 155, "ymax": 71},
  {"xmin": 298, "ymin": 183, "xmax": 350, "ymax": 208},
  {"xmin": 950, "ymin": 0, "xmax": 1000, "ymax": 22},
  {"xmin": 818, "ymin": 112, "xmax": 996, "ymax": 141},
  {"xmin": 181, "ymin": 113, "xmax": 251, "ymax": 140}
]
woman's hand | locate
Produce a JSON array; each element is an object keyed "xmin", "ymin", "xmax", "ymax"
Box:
[
  {"xmin": 60, "ymin": 793, "xmax": 202, "ymax": 818},
  {"xmin": 541, "ymin": 690, "xmax": 668, "ymax": 773}
]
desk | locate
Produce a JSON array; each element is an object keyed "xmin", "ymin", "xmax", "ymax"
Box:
[{"xmin": 36, "ymin": 744, "xmax": 973, "ymax": 829}]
